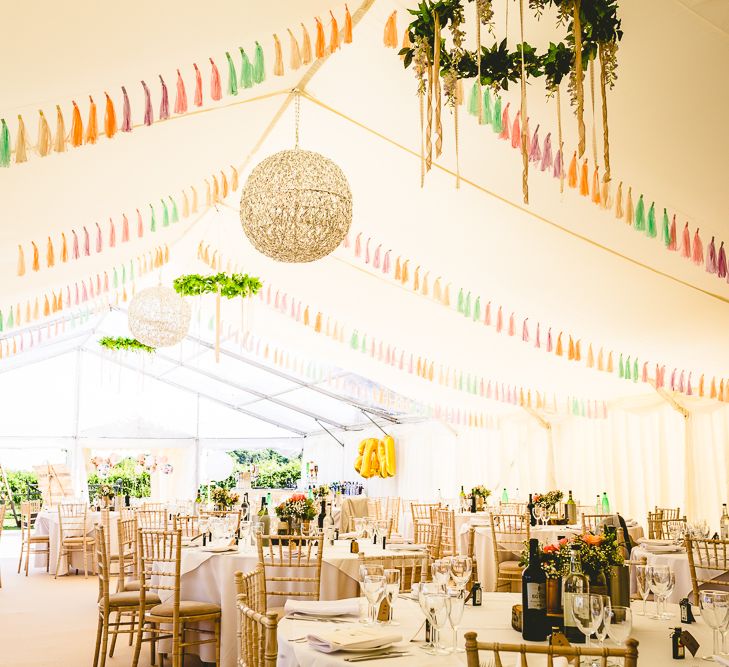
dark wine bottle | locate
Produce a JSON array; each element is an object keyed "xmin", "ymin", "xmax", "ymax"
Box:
[
  {"xmin": 470, "ymin": 493, "xmax": 477, "ymax": 513},
  {"xmin": 522, "ymin": 538, "xmax": 548, "ymax": 641},
  {"xmin": 528, "ymin": 493, "xmax": 536, "ymax": 527},
  {"xmin": 318, "ymin": 499, "xmax": 326, "ymax": 529}
]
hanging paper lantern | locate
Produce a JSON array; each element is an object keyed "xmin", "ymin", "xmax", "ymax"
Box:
[
  {"xmin": 128, "ymin": 286, "xmax": 190, "ymax": 347},
  {"xmin": 161, "ymin": 463, "xmax": 174, "ymax": 475},
  {"xmin": 240, "ymin": 148, "xmax": 352, "ymax": 263}
]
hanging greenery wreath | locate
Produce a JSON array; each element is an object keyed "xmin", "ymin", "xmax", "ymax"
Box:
[
  {"xmin": 173, "ymin": 272, "xmax": 263, "ymax": 299},
  {"xmin": 98, "ymin": 336, "xmax": 155, "ymax": 353}
]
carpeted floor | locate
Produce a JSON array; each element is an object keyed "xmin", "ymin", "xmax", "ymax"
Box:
[{"xmin": 0, "ymin": 531, "xmax": 205, "ymax": 667}]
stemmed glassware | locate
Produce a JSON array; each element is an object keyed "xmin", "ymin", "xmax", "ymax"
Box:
[
  {"xmin": 593, "ymin": 595, "xmax": 612, "ymax": 664},
  {"xmin": 607, "ymin": 606, "xmax": 633, "ymax": 647},
  {"xmin": 648, "ymin": 566, "xmax": 671, "ymax": 619},
  {"xmin": 423, "ymin": 593, "xmax": 450, "ymax": 655},
  {"xmin": 449, "ymin": 556, "xmax": 472, "ymax": 591},
  {"xmin": 572, "ymin": 593, "xmax": 604, "ymax": 650},
  {"xmin": 699, "ymin": 590, "xmax": 729, "ymax": 661},
  {"xmin": 362, "ymin": 575, "xmax": 386, "ymax": 626},
  {"xmin": 383, "ymin": 569, "xmax": 401, "ymax": 625},
  {"xmin": 634, "ymin": 565, "xmax": 651, "ymax": 616},
  {"xmin": 418, "ymin": 582, "xmax": 443, "ymax": 653},
  {"xmin": 431, "ymin": 559, "xmax": 451, "ymax": 591},
  {"xmin": 447, "ymin": 591, "xmax": 466, "ymax": 653},
  {"xmin": 239, "ymin": 521, "xmax": 251, "ymax": 547}
]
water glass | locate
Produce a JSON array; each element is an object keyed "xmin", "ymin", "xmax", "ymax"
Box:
[
  {"xmin": 383, "ymin": 569, "xmax": 401, "ymax": 625},
  {"xmin": 362, "ymin": 575, "xmax": 386, "ymax": 625},
  {"xmin": 449, "ymin": 556, "xmax": 472, "ymax": 591},
  {"xmin": 418, "ymin": 582, "xmax": 443, "ymax": 652},
  {"xmin": 572, "ymin": 593, "xmax": 604, "ymax": 648},
  {"xmin": 431, "ymin": 559, "xmax": 451, "ymax": 590},
  {"xmin": 606, "ymin": 606, "xmax": 632, "ymax": 646},
  {"xmin": 359, "ymin": 564, "xmax": 384, "ymax": 623},
  {"xmin": 424, "ymin": 593, "xmax": 450, "ymax": 655},
  {"xmin": 634, "ymin": 565, "xmax": 651, "ymax": 616},
  {"xmin": 648, "ymin": 566, "xmax": 671, "ymax": 619},
  {"xmin": 699, "ymin": 590, "xmax": 729, "ymax": 660},
  {"xmin": 447, "ymin": 591, "xmax": 466, "ymax": 653}
]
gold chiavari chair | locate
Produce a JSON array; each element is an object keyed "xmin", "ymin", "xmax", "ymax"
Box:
[
  {"xmin": 464, "ymin": 631, "xmax": 639, "ymax": 667},
  {"xmin": 413, "ymin": 521, "xmax": 443, "ymax": 560},
  {"xmin": 256, "ymin": 533, "xmax": 324, "ymax": 608},
  {"xmin": 17, "ymin": 499, "xmax": 50, "ymax": 576},
  {"xmin": 132, "ymin": 528, "xmax": 221, "ymax": 667},
  {"xmin": 357, "ymin": 552, "xmax": 430, "ymax": 592},
  {"xmin": 499, "ymin": 502, "xmax": 527, "ymax": 515},
  {"xmin": 236, "ymin": 593, "xmax": 278, "ymax": 667},
  {"xmin": 92, "ymin": 525, "xmax": 159, "ymax": 667},
  {"xmin": 384, "ymin": 497, "xmax": 401, "ymax": 534},
  {"xmin": 648, "ymin": 511, "xmax": 686, "ymax": 540},
  {"xmin": 656, "ymin": 506, "xmax": 681, "ymax": 521},
  {"xmin": 199, "ymin": 509, "xmax": 242, "ymax": 534},
  {"xmin": 367, "ymin": 498, "xmax": 383, "ymax": 521},
  {"xmin": 174, "ymin": 514, "xmax": 201, "ymax": 539},
  {"xmin": 582, "ymin": 513, "xmax": 610, "ymax": 533},
  {"xmin": 490, "ymin": 512, "xmax": 530, "ymax": 592},
  {"xmin": 55, "ymin": 502, "xmax": 95, "ymax": 578},
  {"xmin": 687, "ymin": 536, "xmax": 729, "ymax": 603},
  {"xmin": 234, "ymin": 565, "xmax": 267, "ymax": 614},
  {"xmin": 116, "ymin": 517, "xmax": 139, "ymax": 592},
  {"xmin": 135, "ymin": 509, "xmax": 169, "ymax": 530},
  {"xmin": 411, "ymin": 502, "xmax": 441, "ymax": 527},
  {"xmin": 141, "ymin": 502, "xmax": 167, "ymax": 511},
  {"xmin": 436, "ymin": 508, "xmax": 457, "ymax": 557}
]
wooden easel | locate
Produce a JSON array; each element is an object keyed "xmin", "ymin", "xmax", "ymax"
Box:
[
  {"xmin": 0, "ymin": 464, "xmax": 20, "ymax": 527},
  {"xmin": 33, "ymin": 462, "xmax": 73, "ymax": 507}
]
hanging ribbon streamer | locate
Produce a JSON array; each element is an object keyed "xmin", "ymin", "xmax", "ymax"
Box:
[{"xmin": 574, "ymin": 0, "xmax": 586, "ymax": 158}]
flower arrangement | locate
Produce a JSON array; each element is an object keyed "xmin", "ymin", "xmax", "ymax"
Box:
[
  {"xmin": 471, "ymin": 485, "xmax": 491, "ymax": 498},
  {"xmin": 533, "ymin": 490, "xmax": 564, "ymax": 511},
  {"xmin": 274, "ymin": 493, "xmax": 317, "ymax": 521},
  {"xmin": 96, "ymin": 483, "xmax": 115, "ymax": 501},
  {"xmin": 210, "ymin": 486, "xmax": 239, "ymax": 509},
  {"xmin": 313, "ymin": 484, "xmax": 331, "ymax": 499}
]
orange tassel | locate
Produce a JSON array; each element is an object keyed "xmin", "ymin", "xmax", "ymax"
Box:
[
  {"xmin": 413, "ymin": 267, "xmax": 420, "ymax": 292},
  {"xmin": 401, "ymin": 260, "xmax": 409, "ymax": 284},
  {"xmin": 46, "ymin": 237, "xmax": 55, "ymax": 267},
  {"xmin": 626, "ymin": 187, "xmax": 634, "ymax": 226},
  {"xmin": 164, "ymin": 244, "xmax": 169, "ymax": 262},
  {"xmin": 53, "ymin": 105, "xmax": 66, "ymax": 153},
  {"xmin": 61, "ymin": 233, "xmax": 68, "ymax": 262},
  {"xmin": 344, "ymin": 5, "xmax": 353, "ymax": 43},
  {"xmin": 329, "ymin": 11, "xmax": 340, "ymax": 53},
  {"xmin": 33, "ymin": 298, "xmax": 39, "ymax": 320},
  {"xmin": 31, "ymin": 241, "xmax": 40, "ymax": 271},
  {"xmin": 567, "ymin": 336, "xmax": 575, "ymax": 360},
  {"xmin": 443, "ymin": 284, "xmax": 451, "ymax": 307},
  {"xmin": 711, "ymin": 378, "xmax": 717, "ymax": 399},
  {"xmin": 17, "ymin": 245, "xmax": 25, "ymax": 276},
  {"xmin": 304, "ymin": 306, "xmax": 310, "ymax": 326},
  {"xmin": 85, "ymin": 96, "xmax": 98, "ymax": 144},
  {"xmin": 587, "ymin": 344, "xmax": 594, "ymax": 368},
  {"xmin": 15, "ymin": 115, "xmax": 29, "ymax": 163},
  {"xmin": 699, "ymin": 374, "xmax": 705, "ymax": 397},
  {"xmin": 607, "ymin": 352, "xmax": 614, "ymax": 373},
  {"xmin": 575, "ymin": 339, "xmax": 581, "ymax": 361},
  {"xmin": 230, "ymin": 166, "xmax": 239, "ymax": 191},
  {"xmin": 314, "ymin": 312, "xmax": 322, "ymax": 332},
  {"xmin": 191, "ymin": 186, "xmax": 199, "ymax": 212},
  {"xmin": 220, "ymin": 171, "xmax": 229, "ymax": 198},
  {"xmin": 104, "ymin": 92, "xmax": 117, "ymax": 138},
  {"xmin": 433, "ymin": 278, "xmax": 442, "ymax": 302},
  {"xmin": 70, "ymin": 101, "xmax": 83, "ymax": 147},
  {"xmin": 556, "ymin": 333, "xmax": 563, "ymax": 356},
  {"xmin": 567, "ymin": 151, "xmax": 578, "ymax": 188},
  {"xmin": 421, "ymin": 272, "xmax": 429, "ymax": 295},
  {"xmin": 579, "ymin": 159, "xmax": 589, "ymax": 196},
  {"xmin": 37, "ymin": 111, "xmax": 52, "ymax": 156},
  {"xmin": 301, "ymin": 24, "xmax": 313, "ymax": 64},
  {"xmin": 395, "ymin": 257, "xmax": 401, "ymax": 280},
  {"xmin": 273, "ymin": 34, "xmax": 284, "ymax": 76},
  {"xmin": 212, "ymin": 175, "xmax": 220, "ymax": 203},
  {"xmin": 591, "ymin": 166, "xmax": 601, "ymax": 204},
  {"xmin": 383, "ymin": 11, "xmax": 398, "ymax": 47},
  {"xmin": 315, "ymin": 17, "xmax": 326, "ymax": 58},
  {"xmin": 288, "ymin": 29, "xmax": 302, "ymax": 69},
  {"xmin": 43, "ymin": 296, "xmax": 50, "ymax": 317}
]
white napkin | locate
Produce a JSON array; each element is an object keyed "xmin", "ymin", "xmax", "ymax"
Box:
[
  {"xmin": 285, "ymin": 598, "xmax": 360, "ymax": 617},
  {"xmin": 307, "ymin": 627, "xmax": 402, "ymax": 653},
  {"xmin": 637, "ymin": 538, "xmax": 673, "ymax": 546},
  {"xmin": 713, "ymin": 657, "xmax": 729, "ymax": 667},
  {"xmin": 386, "ymin": 543, "xmax": 427, "ymax": 551}
]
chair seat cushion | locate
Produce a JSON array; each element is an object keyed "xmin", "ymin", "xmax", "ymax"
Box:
[
  {"xmin": 149, "ymin": 601, "xmax": 221, "ymax": 617},
  {"xmin": 28, "ymin": 536, "xmax": 50, "ymax": 543},
  {"xmin": 123, "ymin": 580, "xmax": 141, "ymax": 592},
  {"xmin": 106, "ymin": 591, "xmax": 160, "ymax": 608},
  {"xmin": 62, "ymin": 536, "xmax": 90, "ymax": 544},
  {"xmin": 498, "ymin": 560, "xmax": 524, "ymax": 573}
]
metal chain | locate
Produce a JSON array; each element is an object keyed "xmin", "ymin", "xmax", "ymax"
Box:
[{"xmin": 294, "ymin": 89, "xmax": 301, "ymax": 148}]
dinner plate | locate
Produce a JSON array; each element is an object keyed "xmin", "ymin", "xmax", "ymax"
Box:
[
  {"xmin": 202, "ymin": 544, "xmax": 237, "ymax": 553},
  {"xmin": 337, "ymin": 642, "xmax": 396, "ymax": 653}
]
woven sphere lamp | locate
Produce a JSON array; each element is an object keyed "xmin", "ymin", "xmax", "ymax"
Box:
[
  {"xmin": 128, "ymin": 286, "xmax": 191, "ymax": 348},
  {"xmin": 240, "ymin": 147, "xmax": 353, "ymax": 263}
]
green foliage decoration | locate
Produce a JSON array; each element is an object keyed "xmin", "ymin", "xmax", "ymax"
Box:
[
  {"xmin": 99, "ymin": 336, "xmax": 155, "ymax": 353},
  {"xmin": 173, "ymin": 273, "xmax": 263, "ymax": 299}
]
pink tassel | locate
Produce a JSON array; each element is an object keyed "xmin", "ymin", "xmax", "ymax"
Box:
[
  {"xmin": 510, "ymin": 112, "xmax": 521, "ymax": 149},
  {"xmin": 687, "ymin": 373, "xmax": 693, "ymax": 396},
  {"xmin": 484, "ymin": 302, "xmax": 491, "ymax": 326},
  {"xmin": 528, "ymin": 125, "xmax": 541, "ymax": 162},
  {"xmin": 121, "ymin": 214, "xmax": 129, "ymax": 242},
  {"xmin": 121, "ymin": 86, "xmax": 132, "ymax": 132},
  {"xmin": 209, "ymin": 58, "xmax": 222, "ymax": 101},
  {"xmin": 174, "ymin": 70, "xmax": 188, "ymax": 114},
  {"xmin": 681, "ymin": 223, "xmax": 691, "ymax": 259},
  {"xmin": 718, "ymin": 242, "xmax": 727, "ymax": 278},
  {"xmin": 498, "ymin": 103, "xmax": 510, "ymax": 140},
  {"xmin": 95, "ymin": 223, "xmax": 103, "ymax": 253},
  {"xmin": 382, "ymin": 250, "xmax": 391, "ymax": 274},
  {"xmin": 83, "ymin": 227, "xmax": 90, "ymax": 256},
  {"xmin": 342, "ymin": 234, "xmax": 350, "ymax": 248},
  {"xmin": 540, "ymin": 133, "xmax": 552, "ymax": 171},
  {"xmin": 373, "ymin": 244, "xmax": 381, "ymax": 269},
  {"xmin": 668, "ymin": 215, "xmax": 677, "ymax": 251},
  {"xmin": 670, "ymin": 368, "xmax": 677, "ymax": 391},
  {"xmin": 642, "ymin": 362, "xmax": 648, "ymax": 383},
  {"xmin": 547, "ymin": 328, "xmax": 553, "ymax": 352},
  {"xmin": 354, "ymin": 233, "xmax": 362, "ymax": 257},
  {"xmin": 535, "ymin": 323, "xmax": 540, "ymax": 348},
  {"xmin": 136, "ymin": 208, "xmax": 144, "ymax": 237},
  {"xmin": 72, "ymin": 230, "xmax": 79, "ymax": 259},
  {"xmin": 109, "ymin": 219, "xmax": 116, "ymax": 248},
  {"xmin": 655, "ymin": 364, "xmax": 661, "ymax": 388},
  {"xmin": 365, "ymin": 238, "xmax": 371, "ymax": 264},
  {"xmin": 508, "ymin": 313, "xmax": 515, "ymax": 336},
  {"xmin": 521, "ymin": 318, "xmax": 529, "ymax": 342},
  {"xmin": 692, "ymin": 229, "xmax": 704, "ymax": 265},
  {"xmin": 82, "ymin": 282, "xmax": 88, "ymax": 302},
  {"xmin": 553, "ymin": 148, "xmax": 563, "ymax": 179},
  {"xmin": 141, "ymin": 80, "xmax": 153, "ymax": 125},
  {"xmin": 486, "ymin": 381, "xmax": 492, "ymax": 399},
  {"xmin": 159, "ymin": 75, "xmax": 170, "ymax": 120},
  {"xmin": 679, "ymin": 370, "xmax": 685, "ymax": 393},
  {"xmin": 706, "ymin": 236, "xmax": 717, "ymax": 273},
  {"xmin": 104, "ymin": 272, "xmax": 109, "ymax": 292},
  {"xmin": 193, "ymin": 63, "xmax": 203, "ymax": 107},
  {"xmin": 496, "ymin": 306, "xmax": 503, "ymax": 333},
  {"xmin": 74, "ymin": 283, "xmax": 79, "ymax": 305}
]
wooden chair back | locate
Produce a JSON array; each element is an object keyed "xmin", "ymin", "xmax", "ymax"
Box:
[
  {"xmin": 436, "ymin": 508, "xmax": 457, "ymax": 557},
  {"xmin": 656, "ymin": 506, "xmax": 681, "ymax": 521},
  {"xmin": 137, "ymin": 528, "xmax": 182, "ymax": 613},
  {"xmin": 20, "ymin": 500, "xmax": 43, "ymax": 542},
  {"xmin": 687, "ymin": 537, "xmax": 729, "ymax": 603},
  {"xmin": 173, "ymin": 514, "xmax": 200, "ymax": 538},
  {"xmin": 411, "ymin": 502, "xmax": 440, "ymax": 524},
  {"xmin": 464, "ymin": 631, "xmax": 639, "ymax": 667},
  {"xmin": 199, "ymin": 509, "xmax": 242, "ymax": 534},
  {"xmin": 234, "ymin": 565, "xmax": 267, "ymax": 614},
  {"xmin": 499, "ymin": 502, "xmax": 526, "ymax": 515},
  {"xmin": 58, "ymin": 503, "xmax": 88, "ymax": 538},
  {"xmin": 581, "ymin": 513, "xmax": 609, "ymax": 533},
  {"xmin": 116, "ymin": 517, "xmax": 137, "ymax": 591},
  {"xmin": 367, "ymin": 498, "xmax": 382, "ymax": 521},
  {"xmin": 384, "ymin": 497, "xmax": 401, "ymax": 533},
  {"xmin": 236, "ymin": 594, "xmax": 278, "ymax": 667},
  {"xmin": 413, "ymin": 521, "xmax": 443, "ymax": 560},
  {"xmin": 357, "ymin": 552, "xmax": 429, "ymax": 592},
  {"xmin": 141, "ymin": 502, "xmax": 167, "ymax": 511},
  {"xmin": 94, "ymin": 525, "xmax": 112, "ymax": 605},
  {"xmin": 490, "ymin": 513, "xmax": 530, "ymax": 592},
  {"xmin": 256, "ymin": 533, "xmax": 324, "ymax": 604},
  {"xmin": 135, "ymin": 509, "xmax": 169, "ymax": 530}
]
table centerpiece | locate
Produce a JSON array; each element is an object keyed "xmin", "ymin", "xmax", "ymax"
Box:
[
  {"xmin": 275, "ymin": 493, "xmax": 317, "ymax": 534},
  {"xmin": 210, "ymin": 486, "xmax": 240, "ymax": 511},
  {"xmin": 471, "ymin": 485, "xmax": 491, "ymax": 511},
  {"xmin": 95, "ymin": 483, "xmax": 115, "ymax": 509},
  {"xmin": 533, "ymin": 490, "xmax": 564, "ymax": 521}
]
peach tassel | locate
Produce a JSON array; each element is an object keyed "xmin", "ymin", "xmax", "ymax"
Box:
[
  {"xmin": 61, "ymin": 233, "xmax": 68, "ymax": 262},
  {"xmin": 614, "ymin": 181, "xmax": 624, "ymax": 219},
  {"xmin": 17, "ymin": 245, "xmax": 25, "ymax": 276},
  {"xmin": 567, "ymin": 151, "xmax": 577, "ymax": 188},
  {"xmin": 329, "ymin": 11, "xmax": 340, "ymax": 53},
  {"xmin": 46, "ymin": 237, "xmax": 55, "ymax": 267},
  {"xmin": 626, "ymin": 187, "xmax": 634, "ymax": 226},
  {"xmin": 288, "ymin": 29, "xmax": 302, "ymax": 69},
  {"xmin": 70, "ymin": 102, "xmax": 83, "ymax": 147},
  {"xmin": 31, "ymin": 242, "xmax": 40, "ymax": 271},
  {"xmin": 591, "ymin": 166, "xmax": 601, "ymax": 204},
  {"xmin": 230, "ymin": 166, "xmax": 239, "ymax": 191},
  {"xmin": 301, "ymin": 24, "xmax": 313, "ymax": 64},
  {"xmin": 37, "ymin": 111, "xmax": 52, "ymax": 156},
  {"xmin": 104, "ymin": 93, "xmax": 117, "ymax": 138},
  {"xmin": 344, "ymin": 5, "xmax": 353, "ymax": 43},
  {"xmin": 579, "ymin": 159, "xmax": 589, "ymax": 196},
  {"xmin": 383, "ymin": 11, "xmax": 398, "ymax": 47},
  {"xmin": 53, "ymin": 105, "xmax": 66, "ymax": 153},
  {"xmin": 315, "ymin": 17, "xmax": 326, "ymax": 58},
  {"xmin": 85, "ymin": 96, "xmax": 98, "ymax": 144},
  {"xmin": 15, "ymin": 115, "xmax": 29, "ymax": 163},
  {"xmin": 273, "ymin": 34, "xmax": 284, "ymax": 76}
]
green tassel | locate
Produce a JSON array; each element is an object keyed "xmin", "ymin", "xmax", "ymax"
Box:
[
  {"xmin": 634, "ymin": 195, "xmax": 645, "ymax": 231},
  {"xmin": 492, "ymin": 96, "xmax": 502, "ymax": 133},
  {"xmin": 0, "ymin": 119, "xmax": 10, "ymax": 168},
  {"xmin": 7, "ymin": 309, "xmax": 13, "ymax": 328},
  {"xmin": 618, "ymin": 354, "xmax": 624, "ymax": 378},
  {"xmin": 482, "ymin": 88, "xmax": 492, "ymax": 125},
  {"xmin": 661, "ymin": 208, "xmax": 671, "ymax": 247},
  {"xmin": 457, "ymin": 288, "xmax": 464, "ymax": 314},
  {"xmin": 208, "ymin": 316, "xmax": 214, "ymax": 331},
  {"xmin": 129, "ymin": 260, "xmax": 134, "ymax": 281},
  {"xmin": 468, "ymin": 81, "xmax": 480, "ymax": 116},
  {"xmin": 360, "ymin": 335, "xmax": 366, "ymax": 353},
  {"xmin": 150, "ymin": 204, "xmax": 157, "ymax": 232},
  {"xmin": 580, "ymin": 400, "xmax": 586, "ymax": 417},
  {"xmin": 122, "ymin": 265, "xmax": 127, "ymax": 285},
  {"xmin": 113, "ymin": 268, "xmax": 119, "ymax": 288},
  {"xmin": 464, "ymin": 292, "xmax": 472, "ymax": 318},
  {"xmin": 169, "ymin": 196, "xmax": 179, "ymax": 223},
  {"xmin": 239, "ymin": 48, "xmax": 253, "ymax": 88},
  {"xmin": 161, "ymin": 199, "xmax": 169, "ymax": 227},
  {"xmin": 633, "ymin": 358, "xmax": 639, "ymax": 382},
  {"xmin": 473, "ymin": 296, "xmax": 481, "ymax": 321},
  {"xmin": 458, "ymin": 373, "xmax": 463, "ymax": 391},
  {"xmin": 572, "ymin": 398, "xmax": 579, "ymax": 415},
  {"xmin": 0, "ymin": 311, "xmax": 3, "ymax": 332},
  {"xmin": 225, "ymin": 52, "xmax": 238, "ymax": 96},
  {"xmin": 646, "ymin": 203, "xmax": 657, "ymax": 238},
  {"xmin": 350, "ymin": 330, "xmax": 359, "ymax": 349},
  {"xmin": 253, "ymin": 42, "xmax": 265, "ymax": 84},
  {"xmin": 624, "ymin": 356, "xmax": 631, "ymax": 380}
]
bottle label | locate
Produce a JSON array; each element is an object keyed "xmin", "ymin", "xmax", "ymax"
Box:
[
  {"xmin": 526, "ymin": 582, "xmax": 546, "ymax": 610},
  {"xmin": 563, "ymin": 592, "xmax": 576, "ymax": 627}
]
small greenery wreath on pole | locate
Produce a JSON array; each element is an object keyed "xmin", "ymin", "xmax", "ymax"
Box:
[
  {"xmin": 172, "ymin": 273, "xmax": 262, "ymax": 299},
  {"xmin": 98, "ymin": 336, "xmax": 155, "ymax": 353}
]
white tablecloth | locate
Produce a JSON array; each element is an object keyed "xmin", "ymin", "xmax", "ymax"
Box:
[
  {"xmin": 166, "ymin": 540, "xmax": 426, "ymax": 667},
  {"xmin": 33, "ymin": 509, "xmax": 119, "ymax": 575},
  {"xmin": 628, "ymin": 546, "xmax": 702, "ymax": 604},
  {"xmin": 277, "ymin": 594, "xmax": 715, "ymax": 667}
]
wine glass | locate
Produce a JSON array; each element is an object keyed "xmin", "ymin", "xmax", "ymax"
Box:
[
  {"xmin": 659, "ymin": 570, "xmax": 676, "ymax": 619},
  {"xmin": 648, "ymin": 566, "xmax": 671, "ymax": 619},
  {"xmin": 239, "ymin": 521, "xmax": 251, "ymax": 547},
  {"xmin": 383, "ymin": 569, "xmax": 400, "ymax": 625},
  {"xmin": 359, "ymin": 563, "xmax": 384, "ymax": 623},
  {"xmin": 699, "ymin": 590, "xmax": 729, "ymax": 661},
  {"xmin": 353, "ymin": 517, "xmax": 366, "ymax": 539},
  {"xmin": 362, "ymin": 575, "xmax": 386, "ymax": 625},
  {"xmin": 449, "ymin": 556, "xmax": 472, "ymax": 591},
  {"xmin": 431, "ymin": 559, "xmax": 451, "ymax": 591},
  {"xmin": 634, "ymin": 564, "xmax": 651, "ymax": 616},
  {"xmin": 447, "ymin": 591, "xmax": 466, "ymax": 653},
  {"xmin": 572, "ymin": 593, "xmax": 604, "ymax": 649},
  {"xmin": 418, "ymin": 582, "xmax": 443, "ymax": 653},
  {"xmin": 594, "ymin": 596, "xmax": 612, "ymax": 655},
  {"xmin": 607, "ymin": 606, "xmax": 633, "ymax": 646},
  {"xmin": 424, "ymin": 593, "xmax": 450, "ymax": 655}
]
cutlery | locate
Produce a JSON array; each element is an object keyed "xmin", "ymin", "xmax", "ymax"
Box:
[
  {"xmin": 286, "ymin": 614, "xmax": 356, "ymax": 624},
  {"xmin": 344, "ymin": 652, "xmax": 409, "ymax": 662}
]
